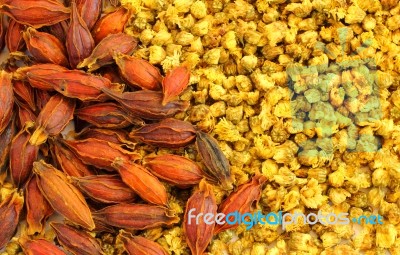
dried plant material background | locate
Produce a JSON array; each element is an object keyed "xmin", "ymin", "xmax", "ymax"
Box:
[{"xmin": 1, "ymin": 0, "xmax": 400, "ymax": 254}]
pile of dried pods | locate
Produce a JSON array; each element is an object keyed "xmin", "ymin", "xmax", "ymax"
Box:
[{"xmin": 0, "ymin": 0, "xmax": 267, "ymax": 254}]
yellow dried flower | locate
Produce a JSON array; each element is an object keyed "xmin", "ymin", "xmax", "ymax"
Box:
[
  {"xmin": 282, "ymin": 188, "xmax": 300, "ymax": 211},
  {"xmin": 213, "ymin": 118, "xmax": 241, "ymax": 142},
  {"xmin": 175, "ymin": 31, "xmax": 194, "ymax": 46},
  {"xmin": 320, "ymin": 232, "xmax": 340, "ymax": 248},
  {"xmin": 191, "ymin": 20, "xmax": 209, "ymax": 36},
  {"xmin": 139, "ymin": 29, "xmax": 155, "ymax": 45},
  {"xmin": 345, "ymin": 5, "xmax": 366, "ymax": 24},
  {"xmin": 284, "ymin": 0, "xmax": 312, "ymax": 18},
  {"xmin": 148, "ymin": 45, "xmax": 166, "ymax": 64},
  {"xmin": 121, "ymin": 0, "xmax": 142, "ymax": 14},
  {"xmin": 329, "ymin": 188, "xmax": 351, "ymax": 205},
  {"xmin": 376, "ymin": 224, "xmax": 397, "ymax": 248},
  {"xmin": 300, "ymin": 178, "xmax": 328, "ymax": 208},
  {"xmin": 240, "ymin": 55, "xmax": 258, "ymax": 71},
  {"xmin": 203, "ymin": 48, "xmax": 221, "ymax": 65},
  {"xmin": 288, "ymin": 232, "xmax": 319, "ymax": 253},
  {"xmin": 152, "ymin": 30, "xmax": 172, "ymax": 45},
  {"xmin": 190, "ymin": 0, "xmax": 207, "ymax": 19}
]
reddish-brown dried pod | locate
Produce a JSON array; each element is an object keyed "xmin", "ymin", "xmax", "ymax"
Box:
[
  {"xmin": 0, "ymin": 14, "xmax": 5, "ymax": 51},
  {"xmin": 71, "ymin": 175, "xmax": 136, "ymax": 204},
  {"xmin": 13, "ymin": 80, "xmax": 36, "ymax": 112},
  {"xmin": 162, "ymin": 65, "xmax": 190, "ymax": 105},
  {"xmin": 0, "ymin": 71, "xmax": 14, "ymax": 134},
  {"xmin": 23, "ymin": 27, "xmax": 69, "ymax": 66},
  {"xmin": 75, "ymin": 128, "xmax": 136, "ymax": 148},
  {"xmin": 0, "ymin": 191, "xmax": 24, "ymax": 250},
  {"xmin": 10, "ymin": 125, "xmax": 39, "ymax": 187},
  {"xmin": 61, "ymin": 138, "xmax": 141, "ymax": 171},
  {"xmin": 117, "ymin": 231, "xmax": 168, "ymax": 255},
  {"xmin": 143, "ymin": 154, "xmax": 204, "ymax": 188},
  {"xmin": 129, "ymin": 118, "xmax": 196, "ymax": 148},
  {"xmin": 34, "ymin": 89, "xmax": 52, "ymax": 110},
  {"xmin": 102, "ymin": 89, "xmax": 189, "ymax": 120},
  {"xmin": 51, "ymin": 222, "xmax": 104, "ymax": 255},
  {"xmin": 114, "ymin": 53, "xmax": 162, "ymax": 90},
  {"xmin": 33, "ymin": 160, "xmax": 95, "ymax": 230},
  {"xmin": 91, "ymin": 7, "xmax": 130, "ymax": 43},
  {"xmin": 19, "ymin": 238, "xmax": 67, "ymax": 255},
  {"xmin": 17, "ymin": 105, "xmax": 36, "ymax": 129},
  {"xmin": 29, "ymin": 94, "xmax": 75, "ymax": 146},
  {"xmin": 76, "ymin": 0, "xmax": 101, "ymax": 30},
  {"xmin": 196, "ymin": 131, "xmax": 233, "ymax": 190},
  {"xmin": 14, "ymin": 64, "xmax": 68, "ymax": 91},
  {"xmin": 92, "ymin": 204, "xmax": 179, "ymax": 230},
  {"xmin": 46, "ymin": 20, "xmax": 69, "ymax": 43},
  {"xmin": 183, "ymin": 180, "xmax": 217, "ymax": 255},
  {"xmin": 0, "ymin": 116, "xmax": 15, "ymax": 172},
  {"xmin": 5, "ymin": 19, "xmax": 25, "ymax": 52},
  {"xmin": 25, "ymin": 175, "xmax": 54, "ymax": 235},
  {"xmin": 0, "ymin": 0, "xmax": 70, "ymax": 28},
  {"xmin": 78, "ymin": 33, "xmax": 138, "ymax": 72},
  {"xmin": 66, "ymin": 2, "xmax": 95, "ymax": 69},
  {"xmin": 26, "ymin": 70, "xmax": 123, "ymax": 101},
  {"xmin": 112, "ymin": 159, "xmax": 168, "ymax": 206},
  {"xmin": 99, "ymin": 66, "xmax": 124, "ymax": 84},
  {"xmin": 50, "ymin": 139, "xmax": 95, "ymax": 177},
  {"xmin": 109, "ymin": 0, "xmax": 119, "ymax": 6},
  {"xmin": 214, "ymin": 174, "xmax": 267, "ymax": 234},
  {"xmin": 75, "ymin": 102, "xmax": 139, "ymax": 128}
]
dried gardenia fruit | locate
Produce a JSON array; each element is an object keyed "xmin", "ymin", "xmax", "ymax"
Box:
[
  {"xmin": 0, "ymin": 0, "xmax": 70, "ymax": 28},
  {"xmin": 76, "ymin": 0, "xmax": 102, "ymax": 30},
  {"xmin": 17, "ymin": 104, "xmax": 36, "ymax": 129},
  {"xmin": 114, "ymin": 53, "xmax": 163, "ymax": 90},
  {"xmin": 0, "ymin": 116, "xmax": 15, "ymax": 172},
  {"xmin": 143, "ymin": 154, "xmax": 204, "ymax": 188},
  {"xmin": 0, "ymin": 14, "xmax": 4, "ymax": 51},
  {"xmin": 0, "ymin": 191, "xmax": 24, "ymax": 250},
  {"xmin": 29, "ymin": 94, "xmax": 75, "ymax": 146},
  {"xmin": 50, "ymin": 139, "xmax": 95, "ymax": 177},
  {"xmin": 129, "ymin": 118, "xmax": 197, "ymax": 148},
  {"xmin": 0, "ymin": 70, "xmax": 14, "ymax": 134},
  {"xmin": 5, "ymin": 19, "xmax": 25, "ymax": 52},
  {"xmin": 75, "ymin": 127, "xmax": 136, "ymax": 148},
  {"xmin": 19, "ymin": 237, "xmax": 67, "ymax": 255},
  {"xmin": 112, "ymin": 158, "xmax": 168, "ymax": 206},
  {"xmin": 102, "ymin": 89, "xmax": 189, "ymax": 120},
  {"xmin": 162, "ymin": 65, "xmax": 190, "ymax": 105},
  {"xmin": 46, "ymin": 20, "xmax": 69, "ymax": 43},
  {"xmin": 14, "ymin": 64, "xmax": 68, "ymax": 91},
  {"xmin": 51, "ymin": 222, "xmax": 104, "ymax": 255},
  {"xmin": 13, "ymin": 80, "xmax": 36, "ymax": 112},
  {"xmin": 66, "ymin": 1, "xmax": 95, "ymax": 69},
  {"xmin": 183, "ymin": 180, "xmax": 217, "ymax": 255},
  {"xmin": 78, "ymin": 33, "xmax": 138, "ymax": 72},
  {"xmin": 91, "ymin": 6, "xmax": 130, "ymax": 43},
  {"xmin": 25, "ymin": 175, "xmax": 54, "ymax": 235},
  {"xmin": 75, "ymin": 102, "xmax": 140, "ymax": 128},
  {"xmin": 71, "ymin": 175, "xmax": 136, "ymax": 204},
  {"xmin": 196, "ymin": 131, "xmax": 233, "ymax": 190},
  {"xmin": 61, "ymin": 138, "xmax": 141, "ymax": 171},
  {"xmin": 214, "ymin": 174, "xmax": 267, "ymax": 234},
  {"xmin": 25, "ymin": 69, "xmax": 123, "ymax": 101},
  {"xmin": 10, "ymin": 124, "xmax": 39, "ymax": 187},
  {"xmin": 92, "ymin": 203, "xmax": 179, "ymax": 230},
  {"xmin": 33, "ymin": 160, "xmax": 95, "ymax": 230},
  {"xmin": 117, "ymin": 230, "xmax": 168, "ymax": 255},
  {"xmin": 23, "ymin": 27, "xmax": 69, "ymax": 66}
]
